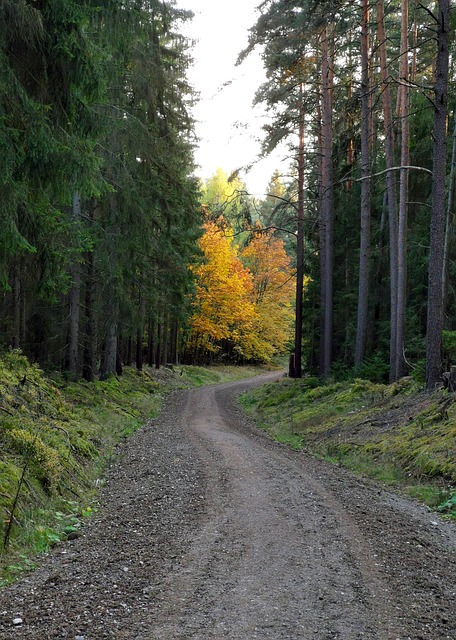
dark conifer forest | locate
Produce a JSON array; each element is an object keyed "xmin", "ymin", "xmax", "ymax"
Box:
[{"xmin": 0, "ymin": 0, "xmax": 454, "ymax": 389}]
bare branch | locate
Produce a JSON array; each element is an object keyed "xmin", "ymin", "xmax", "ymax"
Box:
[
  {"xmin": 418, "ymin": 2, "xmax": 438, "ymax": 23},
  {"xmin": 338, "ymin": 165, "xmax": 432, "ymax": 186}
]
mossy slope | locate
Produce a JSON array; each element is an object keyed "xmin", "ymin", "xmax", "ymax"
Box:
[
  {"xmin": 0, "ymin": 353, "xmax": 173, "ymax": 574},
  {"xmin": 241, "ymin": 376, "xmax": 456, "ymax": 515},
  {"xmin": 0, "ymin": 352, "xmax": 261, "ymax": 582}
]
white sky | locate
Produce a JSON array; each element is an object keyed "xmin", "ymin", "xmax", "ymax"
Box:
[{"xmin": 175, "ymin": 0, "xmax": 290, "ymax": 197}]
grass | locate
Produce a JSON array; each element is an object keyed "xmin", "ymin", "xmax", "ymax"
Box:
[
  {"xmin": 241, "ymin": 375, "xmax": 456, "ymax": 518},
  {"xmin": 0, "ymin": 353, "xmax": 265, "ymax": 585},
  {"xmin": 178, "ymin": 364, "xmax": 270, "ymax": 387}
]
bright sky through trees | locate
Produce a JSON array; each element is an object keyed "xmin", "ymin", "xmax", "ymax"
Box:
[{"xmin": 175, "ymin": 0, "xmax": 289, "ymax": 196}]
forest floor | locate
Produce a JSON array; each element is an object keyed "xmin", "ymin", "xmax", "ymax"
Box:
[{"xmin": 0, "ymin": 372, "xmax": 454, "ymax": 639}]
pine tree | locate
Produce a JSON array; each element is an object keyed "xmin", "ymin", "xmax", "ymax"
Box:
[{"xmin": 426, "ymin": 0, "xmax": 450, "ymax": 390}]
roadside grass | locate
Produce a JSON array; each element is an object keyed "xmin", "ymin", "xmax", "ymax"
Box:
[
  {"xmin": 241, "ymin": 376, "xmax": 456, "ymax": 518},
  {"xmin": 178, "ymin": 364, "xmax": 273, "ymax": 387},
  {"xmin": 0, "ymin": 353, "xmax": 265, "ymax": 585}
]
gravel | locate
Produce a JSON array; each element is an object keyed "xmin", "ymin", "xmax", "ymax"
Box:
[{"xmin": 0, "ymin": 372, "xmax": 454, "ymax": 639}]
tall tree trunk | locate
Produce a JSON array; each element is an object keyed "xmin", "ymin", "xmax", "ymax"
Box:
[
  {"xmin": 83, "ymin": 200, "xmax": 97, "ymax": 382},
  {"xmin": 82, "ymin": 252, "xmax": 97, "ymax": 381},
  {"xmin": 162, "ymin": 315, "xmax": 169, "ymax": 365},
  {"xmin": 319, "ymin": 23, "xmax": 334, "ymax": 377},
  {"xmin": 100, "ymin": 190, "xmax": 120, "ymax": 379},
  {"xmin": 373, "ymin": 193, "xmax": 388, "ymax": 346},
  {"xmin": 68, "ymin": 191, "xmax": 82, "ymax": 376},
  {"xmin": 147, "ymin": 319, "xmax": 155, "ymax": 367},
  {"xmin": 377, "ymin": 0, "xmax": 398, "ymax": 382},
  {"xmin": 136, "ymin": 289, "xmax": 145, "ymax": 371},
  {"xmin": 170, "ymin": 319, "xmax": 179, "ymax": 365},
  {"xmin": 442, "ymin": 113, "xmax": 456, "ymax": 319},
  {"xmin": 292, "ymin": 83, "xmax": 305, "ymax": 378},
  {"xmin": 426, "ymin": 0, "xmax": 450, "ymax": 390},
  {"xmin": 102, "ymin": 319, "xmax": 118, "ymax": 378},
  {"xmin": 395, "ymin": 0, "xmax": 410, "ymax": 380},
  {"xmin": 11, "ymin": 266, "xmax": 21, "ymax": 349},
  {"xmin": 155, "ymin": 321, "xmax": 161, "ymax": 369},
  {"xmin": 135, "ymin": 329, "xmax": 143, "ymax": 371},
  {"xmin": 355, "ymin": 0, "xmax": 372, "ymax": 366},
  {"xmin": 125, "ymin": 336, "xmax": 133, "ymax": 366},
  {"xmin": 317, "ymin": 98, "xmax": 326, "ymax": 376}
]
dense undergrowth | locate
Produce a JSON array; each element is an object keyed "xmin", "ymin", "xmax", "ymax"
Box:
[
  {"xmin": 241, "ymin": 376, "xmax": 456, "ymax": 518},
  {"xmin": 0, "ymin": 351, "xmax": 262, "ymax": 585}
]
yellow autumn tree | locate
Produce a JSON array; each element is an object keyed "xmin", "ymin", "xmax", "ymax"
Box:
[
  {"xmin": 241, "ymin": 227, "xmax": 296, "ymax": 361},
  {"xmin": 188, "ymin": 220, "xmax": 257, "ymax": 359},
  {"xmin": 187, "ymin": 219, "xmax": 297, "ymax": 363}
]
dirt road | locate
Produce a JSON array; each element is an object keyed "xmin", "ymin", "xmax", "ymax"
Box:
[{"xmin": 0, "ymin": 373, "xmax": 455, "ymax": 639}]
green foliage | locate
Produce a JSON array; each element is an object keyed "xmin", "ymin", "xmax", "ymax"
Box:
[
  {"xmin": 442, "ymin": 330, "xmax": 456, "ymax": 363},
  {"xmin": 0, "ymin": 1, "xmax": 202, "ymax": 378},
  {"xmin": 0, "ymin": 0, "xmax": 108, "ymax": 289},
  {"xmin": 436, "ymin": 492, "xmax": 456, "ymax": 518},
  {"xmin": 332, "ymin": 353, "xmax": 391, "ymax": 384},
  {"xmin": 0, "ymin": 351, "xmax": 164, "ymax": 573},
  {"xmin": 202, "ymin": 168, "xmax": 254, "ymax": 235}
]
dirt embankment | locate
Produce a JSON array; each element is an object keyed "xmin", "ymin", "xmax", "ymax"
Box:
[{"xmin": 0, "ymin": 373, "xmax": 454, "ymax": 639}]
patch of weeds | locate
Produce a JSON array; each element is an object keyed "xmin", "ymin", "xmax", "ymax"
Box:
[
  {"xmin": 0, "ymin": 555, "xmax": 37, "ymax": 587},
  {"xmin": 0, "ymin": 495, "xmax": 96, "ymax": 586},
  {"xmin": 436, "ymin": 492, "xmax": 456, "ymax": 519},
  {"xmin": 328, "ymin": 449, "xmax": 405, "ymax": 485},
  {"xmin": 406, "ymin": 484, "xmax": 451, "ymax": 508},
  {"xmin": 275, "ymin": 432, "xmax": 306, "ymax": 450}
]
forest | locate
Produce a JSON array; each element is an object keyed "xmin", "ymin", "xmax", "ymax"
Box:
[{"xmin": 0, "ymin": 0, "xmax": 454, "ymax": 390}]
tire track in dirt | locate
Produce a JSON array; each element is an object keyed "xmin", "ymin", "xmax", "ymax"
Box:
[
  {"xmin": 144, "ymin": 375, "xmax": 400, "ymax": 639},
  {"xmin": 0, "ymin": 373, "xmax": 454, "ymax": 640}
]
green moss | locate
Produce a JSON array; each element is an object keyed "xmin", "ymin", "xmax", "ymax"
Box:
[
  {"xmin": 0, "ymin": 354, "xmax": 168, "ymax": 574},
  {"xmin": 0, "ymin": 354, "xmax": 267, "ymax": 582},
  {"xmin": 242, "ymin": 376, "xmax": 455, "ymax": 511}
]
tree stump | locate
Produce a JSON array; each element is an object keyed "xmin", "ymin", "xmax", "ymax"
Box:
[
  {"xmin": 442, "ymin": 365, "xmax": 456, "ymax": 392},
  {"xmin": 288, "ymin": 353, "xmax": 295, "ymax": 378}
]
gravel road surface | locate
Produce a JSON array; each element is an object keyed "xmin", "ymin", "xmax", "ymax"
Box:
[{"xmin": 0, "ymin": 373, "xmax": 455, "ymax": 639}]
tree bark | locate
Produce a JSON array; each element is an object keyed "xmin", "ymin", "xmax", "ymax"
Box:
[
  {"xmin": 395, "ymin": 0, "xmax": 410, "ymax": 380},
  {"xmin": 319, "ymin": 23, "xmax": 334, "ymax": 377},
  {"xmin": 317, "ymin": 97, "xmax": 326, "ymax": 376},
  {"xmin": 377, "ymin": 0, "xmax": 398, "ymax": 382},
  {"xmin": 11, "ymin": 266, "xmax": 21, "ymax": 349},
  {"xmin": 163, "ymin": 317, "xmax": 169, "ymax": 366},
  {"xmin": 425, "ymin": 0, "xmax": 450, "ymax": 390},
  {"xmin": 155, "ymin": 321, "xmax": 161, "ymax": 369},
  {"xmin": 68, "ymin": 191, "xmax": 82, "ymax": 377},
  {"xmin": 135, "ymin": 329, "xmax": 143, "ymax": 371},
  {"xmin": 100, "ymin": 183, "xmax": 121, "ymax": 380},
  {"xmin": 147, "ymin": 319, "xmax": 155, "ymax": 367},
  {"xmin": 135, "ymin": 289, "xmax": 145, "ymax": 371},
  {"xmin": 83, "ymin": 200, "xmax": 97, "ymax": 382},
  {"xmin": 102, "ymin": 319, "xmax": 118, "ymax": 378},
  {"xmin": 355, "ymin": 0, "xmax": 371, "ymax": 366},
  {"xmin": 291, "ymin": 83, "xmax": 305, "ymax": 378},
  {"xmin": 442, "ymin": 113, "xmax": 456, "ymax": 318}
]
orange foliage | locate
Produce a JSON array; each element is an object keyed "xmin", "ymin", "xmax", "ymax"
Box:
[
  {"xmin": 188, "ymin": 221, "xmax": 298, "ymax": 362},
  {"xmin": 242, "ymin": 229, "xmax": 295, "ymax": 361},
  {"xmin": 188, "ymin": 221, "xmax": 256, "ymax": 356}
]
